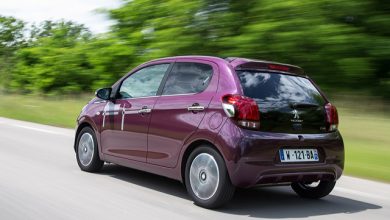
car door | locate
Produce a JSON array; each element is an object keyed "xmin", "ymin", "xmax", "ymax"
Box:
[
  {"xmin": 147, "ymin": 60, "xmax": 218, "ymax": 167},
  {"xmin": 100, "ymin": 63, "xmax": 171, "ymax": 162}
]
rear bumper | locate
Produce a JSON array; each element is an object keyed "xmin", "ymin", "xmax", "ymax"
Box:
[
  {"xmin": 215, "ymin": 120, "xmax": 344, "ymax": 188},
  {"xmin": 229, "ymin": 162, "xmax": 342, "ymax": 188}
]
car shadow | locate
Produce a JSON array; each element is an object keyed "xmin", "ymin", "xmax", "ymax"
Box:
[
  {"xmin": 222, "ymin": 187, "xmax": 381, "ymax": 218},
  {"xmin": 99, "ymin": 164, "xmax": 381, "ymax": 218},
  {"xmin": 101, "ymin": 164, "xmax": 188, "ymax": 199}
]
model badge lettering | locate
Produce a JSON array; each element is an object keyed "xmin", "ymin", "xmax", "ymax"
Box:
[{"xmin": 291, "ymin": 109, "xmax": 303, "ymax": 123}]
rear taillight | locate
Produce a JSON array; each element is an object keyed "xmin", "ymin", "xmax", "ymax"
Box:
[
  {"xmin": 325, "ymin": 103, "xmax": 339, "ymax": 131},
  {"xmin": 222, "ymin": 94, "xmax": 260, "ymax": 129}
]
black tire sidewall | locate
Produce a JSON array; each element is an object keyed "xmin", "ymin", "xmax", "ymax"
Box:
[{"xmin": 291, "ymin": 180, "xmax": 336, "ymax": 199}]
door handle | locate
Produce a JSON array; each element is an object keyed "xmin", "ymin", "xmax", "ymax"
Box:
[
  {"xmin": 187, "ymin": 105, "xmax": 205, "ymax": 112},
  {"xmin": 138, "ymin": 106, "xmax": 151, "ymax": 114}
]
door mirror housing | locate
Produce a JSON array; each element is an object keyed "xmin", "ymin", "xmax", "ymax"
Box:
[{"xmin": 95, "ymin": 88, "xmax": 112, "ymax": 100}]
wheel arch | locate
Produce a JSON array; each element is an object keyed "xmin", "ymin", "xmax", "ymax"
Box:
[
  {"xmin": 180, "ymin": 139, "xmax": 223, "ymax": 184},
  {"xmin": 74, "ymin": 121, "xmax": 94, "ymax": 152}
]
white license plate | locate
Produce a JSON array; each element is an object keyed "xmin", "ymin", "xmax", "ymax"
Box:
[{"xmin": 279, "ymin": 149, "xmax": 319, "ymax": 162}]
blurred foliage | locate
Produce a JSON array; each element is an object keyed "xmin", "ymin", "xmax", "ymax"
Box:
[
  {"xmin": 0, "ymin": 15, "xmax": 25, "ymax": 88},
  {"xmin": 0, "ymin": 0, "xmax": 389, "ymax": 97},
  {"xmin": 9, "ymin": 21, "xmax": 94, "ymax": 93}
]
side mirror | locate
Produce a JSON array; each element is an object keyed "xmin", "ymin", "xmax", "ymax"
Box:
[{"xmin": 95, "ymin": 88, "xmax": 112, "ymax": 100}]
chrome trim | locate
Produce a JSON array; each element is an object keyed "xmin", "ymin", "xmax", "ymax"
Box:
[
  {"xmin": 138, "ymin": 108, "xmax": 152, "ymax": 114},
  {"xmin": 115, "ymin": 92, "xmax": 197, "ymax": 100},
  {"xmin": 161, "ymin": 93, "xmax": 196, "ymax": 97},
  {"xmin": 115, "ymin": 95, "xmax": 159, "ymax": 101},
  {"xmin": 187, "ymin": 106, "xmax": 205, "ymax": 111},
  {"xmin": 104, "ymin": 112, "xmax": 119, "ymax": 116},
  {"xmin": 121, "ymin": 109, "xmax": 125, "ymax": 131},
  {"xmin": 124, "ymin": 109, "xmax": 139, "ymax": 115},
  {"xmin": 93, "ymin": 100, "xmax": 107, "ymax": 104},
  {"xmin": 102, "ymin": 112, "xmax": 106, "ymax": 128}
]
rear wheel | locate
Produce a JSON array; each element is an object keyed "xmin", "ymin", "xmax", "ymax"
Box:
[
  {"xmin": 185, "ymin": 146, "xmax": 235, "ymax": 209},
  {"xmin": 76, "ymin": 127, "xmax": 104, "ymax": 172},
  {"xmin": 291, "ymin": 180, "xmax": 336, "ymax": 199}
]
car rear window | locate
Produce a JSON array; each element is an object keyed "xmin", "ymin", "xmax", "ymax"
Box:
[{"xmin": 236, "ymin": 71, "xmax": 326, "ymax": 108}]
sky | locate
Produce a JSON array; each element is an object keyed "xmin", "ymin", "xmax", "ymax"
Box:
[{"xmin": 0, "ymin": 0, "xmax": 122, "ymax": 33}]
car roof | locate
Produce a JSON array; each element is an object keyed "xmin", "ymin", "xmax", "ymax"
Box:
[
  {"xmin": 147, "ymin": 56, "xmax": 304, "ymax": 75},
  {"xmin": 147, "ymin": 55, "xmax": 226, "ymax": 63}
]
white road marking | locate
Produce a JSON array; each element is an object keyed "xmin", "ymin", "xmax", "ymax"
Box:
[
  {"xmin": 334, "ymin": 187, "xmax": 390, "ymax": 202},
  {"xmin": 9, "ymin": 124, "xmax": 72, "ymax": 137}
]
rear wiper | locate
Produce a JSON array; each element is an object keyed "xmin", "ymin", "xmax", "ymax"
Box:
[{"xmin": 289, "ymin": 102, "xmax": 320, "ymax": 109}]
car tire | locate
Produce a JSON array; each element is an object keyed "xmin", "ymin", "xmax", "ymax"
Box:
[
  {"xmin": 185, "ymin": 146, "xmax": 235, "ymax": 209},
  {"xmin": 76, "ymin": 127, "xmax": 104, "ymax": 172},
  {"xmin": 291, "ymin": 180, "xmax": 336, "ymax": 199}
]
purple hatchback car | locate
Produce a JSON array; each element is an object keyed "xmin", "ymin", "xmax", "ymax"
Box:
[{"xmin": 75, "ymin": 56, "xmax": 344, "ymax": 208}]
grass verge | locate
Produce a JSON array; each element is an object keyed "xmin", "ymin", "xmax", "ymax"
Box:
[
  {"xmin": 0, "ymin": 94, "xmax": 389, "ymax": 182},
  {"xmin": 338, "ymin": 108, "xmax": 390, "ymax": 183},
  {"xmin": 0, "ymin": 94, "xmax": 89, "ymax": 128}
]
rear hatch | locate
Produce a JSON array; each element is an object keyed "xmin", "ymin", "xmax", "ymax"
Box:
[{"xmin": 236, "ymin": 69, "xmax": 328, "ymax": 134}]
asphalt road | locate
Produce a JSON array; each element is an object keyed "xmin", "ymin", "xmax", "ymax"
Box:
[{"xmin": 0, "ymin": 117, "xmax": 389, "ymax": 220}]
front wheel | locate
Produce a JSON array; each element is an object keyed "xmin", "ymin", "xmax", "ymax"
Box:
[
  {"xmin": 185, "ymin": 146, "xmax": 235, "ymax": 209},
  {"xmin": 76, "ymin": 127, "xmax": 104, "ymax": 172},
  {"xmin": 291, "ymin": 180, "xmax": 336, "ymax": 199}
]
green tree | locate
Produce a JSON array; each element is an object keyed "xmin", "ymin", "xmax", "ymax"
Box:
[
  {"xmin": 2, "ymin": 0, "xmax": 389, "ymax": 98},
  {"xmin": 10, "ymin": 20, "xmax": 94, "ymax": 94},
  {"xmin": 0, "ymin": 15, "xmax": 25, "ymax": 89},
  {"xmin": 107, "ymin": 0, "xmax": 389, "ymax": 96}
]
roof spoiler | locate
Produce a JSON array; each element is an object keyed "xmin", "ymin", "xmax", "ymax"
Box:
[{"xmin": 235, "ymin": 61, "xmax": 305, "ymax": 75}]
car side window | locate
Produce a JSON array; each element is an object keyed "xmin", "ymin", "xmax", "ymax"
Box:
[
  {"xmin": 162, "ymin": 62, "xmax": 213, "ymax": 95},
  {"xmin": 118, "ymin": 64, "xmax": 169, "ymax": 99}
]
